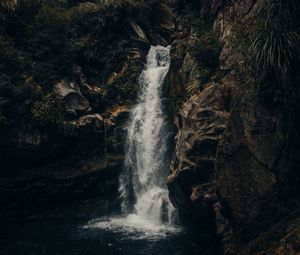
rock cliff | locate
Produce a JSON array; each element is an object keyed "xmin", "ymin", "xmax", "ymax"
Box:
[
  {"xmin": 1, "ymin": 1, "xmax": 300, "ymax": 254},
  {"xmin": 168, "ymin": 0, "xmax": 300, "ymax": 254}
]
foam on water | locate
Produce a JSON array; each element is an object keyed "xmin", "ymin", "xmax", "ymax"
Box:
[
  {"xmin": 83, "ymin": 216, "xmax": 181, "ymax": 240},
  {"xmin": 118, "ymin": 45, "xmax": 174, "ymax": 225}
]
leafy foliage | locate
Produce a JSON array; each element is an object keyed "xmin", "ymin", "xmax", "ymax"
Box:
[
  {"xmin": 0, "ymin": 0, "xmax": 173, "ymax": 131},
  {"xmin": 31, "ymin": 93, "xmax": 64, "ymax": 126}
]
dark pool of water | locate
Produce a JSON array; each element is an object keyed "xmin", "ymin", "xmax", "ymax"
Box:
[{"xmin": 0, "ymin": 202, "xmax": 221, "ymax": 255}]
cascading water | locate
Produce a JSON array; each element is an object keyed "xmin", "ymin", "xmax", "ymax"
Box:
[
  {"xmin": 84, "ymin": 46, "xmax": 177, "ymax": 236},
  {"xmin": 4, "ymin": 43, "xmax": 215, "ymax": 255},
  {"xmin": 119, "ymin": 45, "xmax": 174, "ymax": 226}
]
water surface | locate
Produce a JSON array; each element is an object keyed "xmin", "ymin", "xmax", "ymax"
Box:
[{"xmin": 0, "ymin": 209, "xmax": 219, "ymax": 255}]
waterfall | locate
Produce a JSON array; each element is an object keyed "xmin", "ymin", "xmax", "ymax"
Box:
[{"xmin": 119, "ymin": 45, "xmax": 174, "ymax": 226}]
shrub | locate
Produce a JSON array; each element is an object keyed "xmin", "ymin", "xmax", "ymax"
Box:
[
  {"xmin": 27, "ymin": 5, "xmax": 72, "ymax": 76},
  {"xmin": 31, "ymin": 93, "xmax": 64, "ymax": 126}
]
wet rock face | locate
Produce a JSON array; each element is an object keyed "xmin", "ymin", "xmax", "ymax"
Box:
[
  {"xmin": 211, "ymin": 0, "xmax": 300, "ymax": 247},
  {"xmin": 216, "ymin": 80, "xmax": 285, "ymax": 241},
  {"xmin": 166, "ymin": 4, "xmax": 230, "ymax": 228},
  {"xmin": 169, "ymin": 1, "xmax": 300, "ymax": 253},
  {"xmin": 0, "ymin": 106, "xmax": 130, "ymax": 214},
  {"xmin": 214, "ymin": 75, "xmax": 300, "ymax": 254},
  {"xmin": 167, "ymin": 82, "xmax": 232, "ymax": 223}
]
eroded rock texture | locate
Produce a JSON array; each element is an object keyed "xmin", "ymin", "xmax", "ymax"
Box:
[
  {"xmin": 0, "ymin": 105, "xmax": 129, "ymax": 214},
  {"xmin": 167, "ymin": 82, "xmax": 231, "ymax": 221},
  {"xmin": 168, "ymin": 0, "xmax": 300, "ymax": 254}
]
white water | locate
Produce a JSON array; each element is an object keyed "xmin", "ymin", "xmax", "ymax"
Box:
[
  {"xmin": 84, "ymin": 46, "xmax": 176, "ymax": 235},
  {"xmin": 83, "ymin": 215, "xmax": 180, "ymax": 240},
  {"xmin": 118, "ymin": 45, "xmax": 175, "ymax": 228}
]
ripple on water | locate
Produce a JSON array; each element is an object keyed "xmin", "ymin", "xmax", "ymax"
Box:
[{"xmin": 82, "ymin": 215, "xmax": 182, "ymax": 241}]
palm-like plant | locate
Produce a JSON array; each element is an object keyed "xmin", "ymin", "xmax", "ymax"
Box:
[
  {"xmin": 265, "ymin": 0, "xmax": 300, "ymax": 24},
  {"xmin": 250, "ymin": 27, "xmax": 299, "ymax": 74},
  {"xmin": 249, "ymin": 0, "xmax": 300, "ymax": 76}
]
